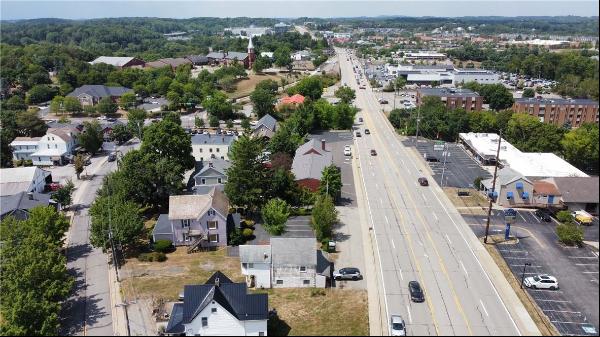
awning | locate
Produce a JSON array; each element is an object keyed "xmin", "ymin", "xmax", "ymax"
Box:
[
  {"xmin": 507, "ymin": 191, "xmax": 514, "ymax": 199},
  {"xmin": 488, "ymin": 191, "xmax": 498, "ymax": 199},
  {"xmin": 522, "ymin": 191, "xmax": 529, "ymax": 199},
  {"xmin": 515, "ymin": 182, "xmax": 524, "ymax": 189}
]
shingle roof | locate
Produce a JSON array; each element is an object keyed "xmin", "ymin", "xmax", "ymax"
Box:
[
  {"xmin": 0, "ymin": 192, "xmax": 51, "ymax": 219},
  {"xmin": 271, "ymin": 237, "xmax": 317, "ymax": 268},
  {"xmin": 552, "ymin": 177, "xmax": 599, "ymax": 203},
  {"xmin": 253, "ymin": 114, "xmax": 277, "ymax": 132},
  {"xmin": 186, "ymin": 55, "xmax": 209, "ymax": 64},
  {"xmin": 482, "ymin": 167, "xmax": 530, "ymax": 189},
  {"xmin": 533, "ymin": 180, "xmax": 560, "ymax": 196},
  {"xmin": 193, "ymin": 159, "xmax": 231, "ymax": 178},
  {"xmin": 239, "ymin": 245, "xmax": 271, "ymax": 264},
  {"xmin": 90, "ymin": 56, "xmax": 139, "ymax": 67},
  {"xmin": 191, "ymin": 134, "xmax": 236, "ymax": 146},
  {"xmin": 291, "ymin": 139, "xmax": 333, "ymax": 181},
  {"xmin": 152, "ymin": 214, "xmax": 172, "ymax": 236},
  {"xmin": 174, "ymin": 271, "xmax": 268, "ymax": 327},
  {"xmin": 168, "ymin": 188, "xmax": 229, "ymax": 220},
  {"xmin": 281, "ymin": 94, "xmax": 305, "ymax": 105},
  {"xmin": 165, "ymin": 303, "xmax": 185, "ymax": 334},
  {"xmin": 67, "ymin": 85, "xmax": 133, "ymax": 99},
  {"xmin": 206, "ymin": 51, "xmax": 249, "ymax": 61}
]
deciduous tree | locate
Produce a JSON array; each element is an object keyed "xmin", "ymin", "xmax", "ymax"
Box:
[{"xmin": 261, "ymin": 198, "xmax": 290, "ymax": 235}]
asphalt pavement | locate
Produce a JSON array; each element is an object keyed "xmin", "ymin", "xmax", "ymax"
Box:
[{"xmin": 338, "ymin": 47, "xmax": 538, "ymax": 336}]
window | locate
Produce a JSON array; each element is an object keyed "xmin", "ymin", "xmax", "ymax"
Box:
[
  {"xmin": 276, "ymin": 280, "xmax": 283, "ymax": 285},
  {"xmin": 52, "ymin": 137, "xmax": 55, "ymax": 141},
  {"xmin": 201, "ymin": 178, "xmax": 206, "ymax": 185},
  {"xmin": 209, "ymin": 148, "xmax": 213, "ymax": 153},
  {"xmin": 303, "ymin": 280, "xmax": 310, "ymax": 285},
  {"xmin": 201, "ymin": 317, "xmax": 208, "ymax": 327},
  {"xmin": 300, "ymin": 266, "xmax": 306, "ymax": 272},
  {"xmin": 55, "ymin": 144, "xmax": 58, "ymax": 148},
  {"xmin": 217, "ymin": 178, "xmax": 222, "ymax": 184},
  {"xmin": 208, "ymin": 234, "xmax": 219, "ymax": 243},
  {"xmin": 182, "ymin": 219, "xmax": 190, "ymax": 228},
  {"xmin": 207, "ymin": 221, "xmax": 218, "ymax": 230},
  {"xmin": 259, "ymin": 332, "xmax": 265, "ymax": 336},
  {"xmin": 47, "ymin": 144, "xmax": 50, "ymax": 149},
  {"xmin": 216, "ymin": 148, "xmax": 220, "ymax": 152},
  {"xmin": 211, "ymin": 308, "xmax": 217, "ymax": 313},
  {"xmin": 199, "ymin": 148, "xmax": 203, "ymax": 153}
]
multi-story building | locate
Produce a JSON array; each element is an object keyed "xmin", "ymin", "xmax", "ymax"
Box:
[
  {"xmin": 512, "ymin": 98, "xmax": 599, "ymax": 128},
  {"xmin": 191, "ymin": 134, "xmax": 236, "ymax": 162},
  {"xmin": 10, "ymin": 128, "xmax": 79, "ymax": 166},
  {"xmin": 416, "ymin": 88, "xmax": 483, "ymax": 112}
]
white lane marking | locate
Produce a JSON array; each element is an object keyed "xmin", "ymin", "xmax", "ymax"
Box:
[
  {"xmin": 380, "ymin": 198, "xmax": 384, "ymax": 206},
  {"xmin": 568, "ymin": 256, "xmax": 598, "ymax": 259},
  {"xmin": 460, "ymin": 260, "xmax": 468, "ymax": 277},
  {"xmin": 518, "ymin": 211, "xmax": 526, "ymax": 222},
  {"xmin": 400, "ymin": 159, "xmax": 405, "ymax": 166},
  {"xmin": 479, "ymin": 299, "xmax": 489, "ymax": 317},
  {"xmin": 421, "ymin": 193, "xmax": 426, "ymax": 201},
  {"xmin": 375, "ymin": 183, "xmax": 379, "ymax": 188},
  {"xmin": 543, "ymin": 310, "xmax": 581, "ymax": 314},
  {"xmin": 536, "ymin": 299, "xmax": 571, "ymax": 303},
  {"xmin": 510, "ymin": 264, "xmax": 542, "ymax": 268},
  {"xmin": 575, "ymin": 263, "xmax": 597, "ymax": 266},
  {"xmin": 391, "ymin": 239, "xmax": 396, "ymax": 249},
  {"xmin": 406, "ymin": 305, "xmax": 413, "ymax": 323},
  {"xmin": 582, "ymin": 272, "xmax": 599, "ymax": 274},
  {"xmin": 384, "ymin": 215, "xmax": 390, "ymax": 224},
  {"xmin": 433, "ymin": 213, "xmax": 438, "ymax": 221},
  {"xmin": 445, "ymin": 234, "xmax": 451, "ymax": 245}
]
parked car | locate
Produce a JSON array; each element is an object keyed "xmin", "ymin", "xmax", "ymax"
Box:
[
  {"xmin": 364, "ymin": 129, "xmax": 370, "ymax": 134},
  {"xmin": 418, "ymin": 177, "xmax": 429, "ymax": 186},
  {"xmin": 344, "ymin": 146, "xmax": 352, "ymax": 156},
  {"xmin": 46, "ymin": 182, "xmax": 62, "ymax": 192},
  {"xmin": 379, "ymin": 99, "xmax": 388, "ymax": 104},
  {"xmin": 356, "ymin": 131, "xmax": 362, "ymax": 137},
  {"xmin": 524, "ymin": 274, "xmax": 559, "ymax": 290},
  {"xmin": 107, "ymin": 153, "xmax": 117, "ymax": 162},
  {"xmin": 408, "ymin": 281, "xmax": 425, "ymax": 302},
  {"xmin": 358, "ymin": 117, "xmax": 363, "ymax": 123},
  {"xmin": 390, "ymin": 315, "xmax": 406, "ymax": 336},
  {"xmin": 425, "ymin": 156, "xmax": 439, "ymax": 162},
  {"xmin": 534, "ymin": 209, "xmax": 552, "ymax": 222},
  {"xmin": 370, "ymin": 149, "xmax": 377, "ymax": 156},
  {"xmin": 359, "ymin": 86, "xmax": 366, "ymax": 89},
  {"xmin": 333, "ymin": 267, "xmax": 362, "ymax": 281}
]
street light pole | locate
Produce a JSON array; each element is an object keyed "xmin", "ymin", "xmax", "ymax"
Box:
[
  {"xmin": 415, "ymin": 105, "xmax": 421, "ymax": 143},
  {"xmin": 520, "ymin": 262, "xmax": 531, "ymax": 289},
  {"xmin": 484, "ymin": 130, "xmax": 503, "ymax": 244},
  {"xmin": 440, "ymin": 143, "xmax": 449, "ymax": 188}
]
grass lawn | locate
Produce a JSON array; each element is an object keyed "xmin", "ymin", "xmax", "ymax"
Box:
[
  {"xmin": 121, "ymin": 247, "xmax": 369, "ymax": 336},
  {"xmin": 443, "ymin": 187, "xmax": 489, "ymax": 215},
  {"xmin": 228, "ymin": 73, "xmax": 285, "ymax": 99}
]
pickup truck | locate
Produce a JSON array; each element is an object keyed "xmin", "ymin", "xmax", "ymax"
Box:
[{"xmin": 572, "ymin": 210, "xmax": 593, "ymax": 225}]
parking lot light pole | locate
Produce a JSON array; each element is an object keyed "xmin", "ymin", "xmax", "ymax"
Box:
[
  {"xmin": 520, "ymin": 262, "xmax": 531, "ymax": 289},
  {"xmin": 484, "ymin": 130, "xmax": 503, "ymax": 244}
]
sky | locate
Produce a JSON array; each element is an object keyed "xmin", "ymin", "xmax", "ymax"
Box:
[{"xmin": 1, "ymin": 0, "xmax": 599, "ymax": 20}]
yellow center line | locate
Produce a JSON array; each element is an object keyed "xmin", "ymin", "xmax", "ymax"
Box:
[{"xmin": 358, "ymin": 76, "xmax": 474, "ymax": 335}]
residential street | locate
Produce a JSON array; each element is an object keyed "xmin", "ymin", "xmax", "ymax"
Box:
[
  {"xmin": 60, "ymin": 140, "xmax": 139, "ymax": 336},
  {"xmin": 338, "ymin": 47, "xmax": 540, "ymax": 336}
]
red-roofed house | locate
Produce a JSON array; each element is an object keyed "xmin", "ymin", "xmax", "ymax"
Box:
[{"xmin": 278, "ymin": 94, "xmax": 305, "ymax": 110}]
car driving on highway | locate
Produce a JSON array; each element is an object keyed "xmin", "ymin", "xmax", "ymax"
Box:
[
  {"xmin": 364, "ymin": 129, "xmax": 370, "ymax": 134},
  {"xmin": 344, "ymin": 145, "xmax": 351, "ymax": 156},
  {"xmin": 524, "ymin": 274, "xmax": 559, "ymax": 290},
  {"xmin": 370, "ymin": 149, "xmax": 377, "ymax": 156},
  {"xmin": 534, "ymin": 209, "xmax": 552, "ymax": 222},
  {"xmin": 390, "ymin": 315, "xmax": 406, "ymax": 336},
  {"xmin": 408, "ymin": 281, "xmax": 425, "ymax": 302},
  {"xmin": 418, "ymin": 177, "xmax": 429, "ymax": 186}
]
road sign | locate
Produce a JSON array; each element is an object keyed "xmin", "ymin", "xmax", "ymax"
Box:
[
  {"xmin": 504, "ymin": 208, "xmax": 517, "ymax": 224},
  {"xmin": 433, "ymin": 144, "xmax": 444, "ymax": 151}
]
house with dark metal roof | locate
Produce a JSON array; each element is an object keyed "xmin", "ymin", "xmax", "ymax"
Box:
[
  {"xmin": 145, "ymin": 57, "xmax": 192, "ymax": 70},
  {"xmin": 165, "ymin": 271, "xmax": 268, "ymax": 336},
  {"xmin": 550, "ymin": 176, "xmax": 599, "ymax": 214},
  {"xmin": 67, "ymin": 85, "xmax": 133, "ymax": 106},
  {"xmin": 251, "ymin": 114, "xmax": 278, "ymax": 139},
  {"xmin": 186, "ymin": 55, "xmax": 209, "ymax": 65},
  {"xmin": 89, "ymin": 56, "xmax": 145, "ymax": 69},
  {"xmin": 291, "ymin": 138, "xmax": 333, "ymax": 192},
  {"xmin": 0, "ymin": 192, "xmax": 55, "ymax": 221}
]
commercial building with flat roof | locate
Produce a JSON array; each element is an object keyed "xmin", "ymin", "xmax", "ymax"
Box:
[
  {"xmin": 417, "ymin": 88, "xmax": 483, "ymax": 112},
  {"xmin": 459, "ymin": 132, "xmax": 588, "ymax": 179},
  {"xmin": 513, "ymin": 97, "xmax": 599, "ymax": 128}
]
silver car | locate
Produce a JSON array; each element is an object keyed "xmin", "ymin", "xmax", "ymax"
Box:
[
  {"xmin": 390, "ymin": 315, "xmax": 406, "ymax": 336},
  {"xmin": 333, "ymin": 267, "xmax": 362, "ymax": 281}
]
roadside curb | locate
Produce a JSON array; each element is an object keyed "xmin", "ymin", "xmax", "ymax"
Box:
[{"xmin": 108, "ymin": 262, "xmax": 129, "ymax": 336}]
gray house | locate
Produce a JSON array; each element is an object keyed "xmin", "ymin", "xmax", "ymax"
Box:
[
  {"xmin": 482, "ymin": 167, "xmax": 534, "ymax": 208},
  {"xmin": 0, "ymin": 192, "xmax": 55, "ymax": 220},
  {"xmin": 251, "ymin": 114, "xmax": 277, "ymax": 139},
  {"xmin": 67, "ymin": 85, "xmax": 133, "ymax": 106},
  {"xmin": 152, "ymin": 187, "xmax": 231, "ymax": 251},
  {"xmin": 193, "ymin": 159, "xmax": 231, "ymax": 187}
]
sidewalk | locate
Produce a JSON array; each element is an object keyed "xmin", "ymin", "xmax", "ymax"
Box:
[{"xmin": 108, "ymin": 264, "xmax": 129, "ymax": 336}]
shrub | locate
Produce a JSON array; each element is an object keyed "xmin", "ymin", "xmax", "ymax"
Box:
[
  {"xmin": 242, "ymin": 228, "xmax": 254, "ymax": 238},
  {"xmin": 556, "ymin": 223, "xmax": 583, "ymax": 246},
  {"xmin": 229, "ymin": 227, "xmax": 245, "ymax": 246},
  {"xmin": 153, "ymin": 240, "xmax": 173, "ymax": 253},
  {"xmin": 556, "ymin": 210, "xmax": 575, "ymax": 224},
  {"xmin": 138, "ymin": 252, "xmax": 167, "ymax": 262},
  {"xmin": 310, "ymin": 289, "xmax": 326, "ymax": 297},
  {"xmin": 242, "ymin": 220, "xmax": 255, "ymax": 229}
]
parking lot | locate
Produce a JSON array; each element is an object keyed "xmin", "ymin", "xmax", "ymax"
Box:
[
  {"xmin": 463, "ymin": 209, "xmax": 599, "ymax": 336},
  {"xmin": 403, "ymin": 138, "xmax": 492, "ymax": 188}
]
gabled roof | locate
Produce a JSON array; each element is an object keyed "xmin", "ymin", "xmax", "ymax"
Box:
[
  {"xmin": 67, "ymin": 85, "xmax": 133, "ymax": 99},
  {"xmin": 165, "ymin": 271, "xmax": 268, "ymax": 333},
  {"xmin": 193, "ymin": 159, "xmax": 231, "ymax": 178},
  {"xmin": 90, "ymin": 56, "xmax": 141, "ymax": 67},
  {"xmin": 253, "ymin": 114, "xmax": 277, "ymax": 132},
  {"xmin": 151, "ymin": 214, "xmax": 172, "ymax": 236},
  {"xmin": 281, "ymin": 94, "xmax": 305, "ymax": 105},
  {"xmin": 271, "ymin": 237, "xmax": 317, "ymax": 267},
  {"xmin": 168, "ymin": 188, "xmax": 229, "ymax": 220},
  {"xmin": 239, "ymin": 245, "xmax": 271, "ymax": 264},
  {"xmin": 552, "ymin": 177, "xmax": 599, "ymax": 204},
  {"xmin": 0, "ymin": 192, "xmax": 51, "ymax": 219},
  {"xmin": 206, "ymin": 51, "xmax": 249, "ymax": 61},
  {"xmin": 291, "ymin": 139, "xmax": 333, "ymax": 181},
  {"xmin": 482, "ymin": 167, "xmax": 531, "ymax": 189},
  {"xmin": 533, "ymin": 180, "xmax": 560, "ymax": 196},
  {"xmin": 191, "ymin": 134, "xmax": 236, "ymax": 146}
]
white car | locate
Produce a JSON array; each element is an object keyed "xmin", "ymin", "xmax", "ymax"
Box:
[
  {"xmin": 390, "ymin": 315, "xmax": 406, "ymax": 336},
  {"xmin": 524, "ymin": 274, "xmax": 559, "ymax": 290},
  {"xmin": 343, "ymin": 146, "xmax": 351, "ymax": 156}
]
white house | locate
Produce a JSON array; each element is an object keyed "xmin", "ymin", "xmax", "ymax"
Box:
[
  {"xmin": 239, "ymin": 237, "xmax": 330, "ymax": 289},
  {"xmin": 482, "ymin": 167, "xmax": 534, "ymax": 208},
  {"xmin": 165, "ymin": 271, "xmax": 268, "ymax": 336},
  {"xmin": 0, "ymin": 167, "xmax": 51, "ymax": 196},
  {"xmin": 29, "ymin": 128, "xmax": 79, "ymax": 166},
  {"xmin": 9, "ymin": 137, "xmax": 41, "ymax": 162},
  {"xmin": 191, "ymin": 134, "xmax": 236, "ymax": 162},
  {"xmin": 239, "ymin": 245, "xmax": 272, "ymax": 289}
]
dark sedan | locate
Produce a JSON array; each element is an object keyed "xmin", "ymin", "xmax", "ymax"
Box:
[
  {"xmin": 535, "ymin": 209, "xmax": 552, "ymax": 222},
  {"xmin": 408, "ymin": 281, "xmax": 425, "ymax": 302},
  {"xmin": 418, "ymin": 177, "xmax": 429, "ymax": 186}
]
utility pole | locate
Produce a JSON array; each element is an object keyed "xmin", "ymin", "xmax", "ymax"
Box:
[
  {"xmin": 440, "ymin": 143, "xmax": 449, "ymax": 188},
  {"xmin": 484, "ymin": 130, "xmax": 503, "ymax": 244},
  {"xmin": 415, "ymin": 105, "xmax": 421, "ymax": 143},
  {"xmin": 107, "ymin": 175, "xmax": 120, "ymax": 282},
  {"xmin": 520, "ymin": 262, "xmax": 531, "ymax": 289}
]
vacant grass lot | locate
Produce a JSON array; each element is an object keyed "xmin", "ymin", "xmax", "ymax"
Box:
[
  {"xmin": 229, "ymin": 73, "xmax": 285, "ymax": 99},
  {"xmin": 121, "ymin": 247, "xmax": 369, "ymax": 336}
]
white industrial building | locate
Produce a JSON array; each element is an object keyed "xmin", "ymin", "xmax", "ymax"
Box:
[
  {"xmin": 0, "ymin": 167, "xmax": 51, "ymax": 196},
  {"xmin": 384, "ymin": 64, "xmax": 499, "ymax": 85},
  {"xmin": 459, "ymin": 132, "xmax": 588, "ymax": 179}
]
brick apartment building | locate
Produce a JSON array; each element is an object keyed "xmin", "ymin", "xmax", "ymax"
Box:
[
  {"xmin": 416, "ymin": 88, "xmax": 483, "ymax": 112},
  {"xmin": 513, "ymin": 98, "xmax": 599, "ymax": 128}
]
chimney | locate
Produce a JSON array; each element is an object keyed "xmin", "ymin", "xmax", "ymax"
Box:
[
  {"xmin": 321, "ymin": 139, "xmax": 326, "ymax": 151},
  {"xmin": 215, "ymin": 277, "xmax": 220, "ymax": 287},
  {"xmin": 27, "ymin": 192, "xmax": 34, "ymax": 200}
]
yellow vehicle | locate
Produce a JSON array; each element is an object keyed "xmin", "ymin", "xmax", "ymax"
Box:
[{"xmin": 572, "ymin": 210, "xmax": 593, "ymax": 225}]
